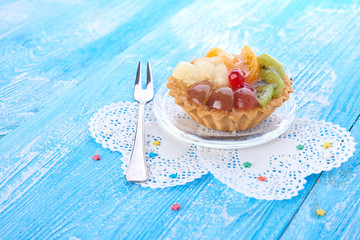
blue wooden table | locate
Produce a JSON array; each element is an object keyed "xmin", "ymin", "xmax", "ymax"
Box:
[{"xmin": 0, "ymin": 0, "xmax": 359, "ymax": 239}]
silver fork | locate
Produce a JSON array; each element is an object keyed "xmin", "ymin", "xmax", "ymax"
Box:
[{"xmin": 125, "ymin": 62, "xmax": 154, "ymax": 183}]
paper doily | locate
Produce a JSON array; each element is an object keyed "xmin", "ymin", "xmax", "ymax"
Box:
[
  {"xmin": 89, "ymin": 102, "xmax": 207, "ymax": 188},
  {"xmin": 88, "ymin": 102, "xmax": 356, "ymax": 200}
]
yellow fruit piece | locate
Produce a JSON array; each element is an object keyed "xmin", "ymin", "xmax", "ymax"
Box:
[
  {"xmin": 206, "ymin": 47, "xmax": 225, "ymax": 57},
  {"xmin": 236, "ymin": 45, "xmax": 260, "ymax": 84},
  {"xmin": 172, "ymin": 61, "xmax": 194, "ymax": 80},
  {"xmin": 205, "ymin": 47, "xmax": 236, "ymax": 70}
]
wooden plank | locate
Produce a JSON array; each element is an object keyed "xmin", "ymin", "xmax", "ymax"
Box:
[
  {"xmin": 0, "ymin": 0, "xmax": 194, "ymax": 137},
  {"xmin": 0, "ymin": 0, "xmax": 359, "ymax": 239},
  {"xmin": 280, "ymin": 119, "xmax": 360, "ymax": 240}
]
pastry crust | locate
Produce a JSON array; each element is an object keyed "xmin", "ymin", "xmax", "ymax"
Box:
[{"xmin": 167, "ymin": 72, "xmax": 293, "ymax": 131}]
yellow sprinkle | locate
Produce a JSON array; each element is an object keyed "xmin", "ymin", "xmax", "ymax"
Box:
[
  {"xmin": 152, "ymin": 140, "xmax": 161, "ymax": 146},
  {"xmin": 316, "ymin": 209, "xmax": 326, "ymax": 216},
  {"xmin": 323, "ymin": 142, "xmax": 332, "ymax": 149}
]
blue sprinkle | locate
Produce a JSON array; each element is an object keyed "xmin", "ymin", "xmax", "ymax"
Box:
[
  {"xmin": 169, "ymin": 173, "xmax": 178, "ymax": 178},
  {"xmin": 149, "ymin": 152, "xmax": 158, "ymax": 158}
]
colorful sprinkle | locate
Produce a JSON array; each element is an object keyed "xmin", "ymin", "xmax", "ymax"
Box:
[
  {"xmin": 153, "ymin": 140, "xmax": 161, "ymax": 146},
  {"xmin": 258, "ymin": 176, "xmax": 266, "ymax": 181},
  {"xmin": 92, "ymin": 154, "xmax": 101, "ymax": 161},
  {"xmin": 316, "ymin": 209, "xmax": 326, "ymax": 216},
  {"xmin": 169, "ymin": 173, "xmax": 178, "ymax": 178},
  {"xmin": 243, "ymin": 162, "xmax": 252, "ymax": 168},
  {"xmin": 149, "ymin": 152, "xmax": 158, "ymax": 158},
  {"xmin": 323, "ymin": 142, "xmax": 332, "ymax": 149},
  {"xmin": 171, "ymin": 203, "xmax": 181, "ymax": 211},
  {"xmin": 296, "ymin": 144, "xmax": 304, "ymax": 150}
]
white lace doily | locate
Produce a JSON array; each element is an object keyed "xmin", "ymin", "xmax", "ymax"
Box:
[{"xmin": 88, "ymin": 102, "xmax": 356, "ymax": 200}]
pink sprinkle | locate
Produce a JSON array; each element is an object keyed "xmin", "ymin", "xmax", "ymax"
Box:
[
  {"xmin": 258, "ymin": 176, "xmax": 266, "ymax": 181},
  {"xmin": 92, "ymin": 154, "xmax": 101, "ymax": 161},
  {"xmin": 171, "ymin": 203, "xmax": 181, "ymax": 211}
]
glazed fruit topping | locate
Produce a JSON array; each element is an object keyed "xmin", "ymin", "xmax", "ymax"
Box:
[
  {"xmin": 258, "ymin": 54, "xmax": 285, "ymax": 79},
  {"xmin": 259, "ymin": 69, "xmax": 284, "ymax": 98},
  {"xmin": 206, "ymin": 87, "xmax": 234, "ymax": 111},
  {"xmin": 187, "ymin": 80, "xmax": 212, "ymax": 105},
  {"xmin": 172, "ymin": 58, "xmax": 228, "ymax": 87},
  {"xmin": 243, "ymin": 83, "xmax": 254, "ymax": 92},
  {"xmin": 228, "ymin": 68, "xmax": 247, "ymax": 90},
  {"xmin": 254, "ymin": 84, "xmax": 274, "ymax": 107},
  {"xmin": 236, "ymin": 45, "xmax": 260, "ymax": 84},
  {"xmin": 234, "ymin": 88, "xmax": 259, "ymax": 109},
  {"xmin": 176, "ymin": 46, "xmax": 287, "ymax": 111},
  {"xmin": 205, "ymin": 47, "xmax": 237, "ymax": 70}
]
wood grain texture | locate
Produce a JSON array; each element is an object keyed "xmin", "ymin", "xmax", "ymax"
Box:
[
  {"xmin": 281, "ymin": 120, "xmax": 360, "ymax": 240},
  {"xmin": 0, "ymin": 0, "xmax": 194, "ymax": 137},
  {"xmin": 0, "ymin": 0, "xmax": 359, "ymax": 239}
]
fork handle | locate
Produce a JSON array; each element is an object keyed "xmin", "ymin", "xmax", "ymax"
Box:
[{"xmin": 126, "ymin": 102, "xmax": 148, "ymax": 182}]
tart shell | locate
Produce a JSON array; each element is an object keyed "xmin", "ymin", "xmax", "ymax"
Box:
[{"xmin": 167, "ymin": 72, "xmax": 293, "ymax": 131}]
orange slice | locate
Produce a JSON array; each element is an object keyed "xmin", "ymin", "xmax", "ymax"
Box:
[{"xmin": 236, "ymin": 45, "xmax": 260, "ymax": 84}]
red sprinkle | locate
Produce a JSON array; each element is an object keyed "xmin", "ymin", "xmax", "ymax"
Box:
[
  {"xmin": 258, "ymin": 176, "xmax": 266, "ymax": 181},
  {"xmin": 92, "ymin": 154, "xmax": 101, "ymax": 161},
  {"xmin": 171, "ymin": 203, "xmax": 181, "ymax": 211}
]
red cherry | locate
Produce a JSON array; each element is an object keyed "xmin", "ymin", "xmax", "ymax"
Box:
[
  {"xmin": 206, "ymin": 87, "xmax": 234, "ymax": 111},
  {"xmin": 234, "ymin": 87, "xmax": 259, "ymax": 109},
  {"xmin": 187, "ymin": 80, "xmax": 212, "ymax": 105},
  {"xmin": 228, "ymin": 68, "xmax": 247, "ymax": 90}
]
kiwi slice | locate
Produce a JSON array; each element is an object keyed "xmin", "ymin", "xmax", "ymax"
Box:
[
  {"xmin": 254, "ymin": 84, "xmax": 274, "ymax": 107},
  {"xmin": 260, "ymin": 69, "xmax": 284, "ymax": 98},
  {"xmin": 258, "ymin": 54, "xmax": 285, "ymax": 79}
]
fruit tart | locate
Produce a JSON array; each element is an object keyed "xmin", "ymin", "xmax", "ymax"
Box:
[{"xmin": 166, "ymin": 46, "xmax": 293, "ymax": 131}]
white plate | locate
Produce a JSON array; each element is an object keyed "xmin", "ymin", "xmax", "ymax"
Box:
[{"xmin": 153, "ymin": 84, "xmax": 296, "ymax": 148}]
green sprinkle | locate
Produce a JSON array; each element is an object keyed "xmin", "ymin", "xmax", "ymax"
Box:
[
  {"xmin": 296, "ymin": 144, "xmax": 304, "ymax": 150},
  {"xmin": 243, "ymin": 162, "xmax": 252, "ymax": 168},
  {"xmin": 149, "ymin": 152, "xmax": 158, "ymax": 158},
  {"xmin": 169, "ymin": 173, "xmax": 178, "ymax": 178}
]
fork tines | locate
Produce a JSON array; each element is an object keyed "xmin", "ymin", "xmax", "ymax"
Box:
[{"xmin": 134, "ymin": 61, "xmax": 154, "ymax": 103}]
